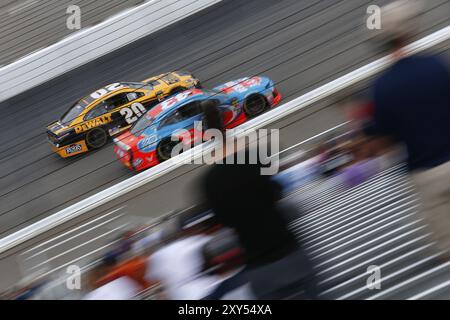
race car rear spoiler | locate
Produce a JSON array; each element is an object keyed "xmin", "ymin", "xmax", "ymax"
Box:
[{"xmin": 46, "ymin": 121, "xmax": 64, "ymax": 132}]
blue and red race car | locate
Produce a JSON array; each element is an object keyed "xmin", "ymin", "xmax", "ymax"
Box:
[{"xmin": 113, "ymin": 76, "xmax": 281, "ymax": 171}]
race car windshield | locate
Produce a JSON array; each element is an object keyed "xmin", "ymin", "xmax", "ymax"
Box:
[
  {"xmin": 122, "ymin": 82, "xmax": 154, "ymax": 91},
  {"xmin": 131, "ymin": 114, "xmax": 154, "ymax": 136},
  {"xmin": 60, "ymin": 102, "xmax": 86, "ymax": 124}
]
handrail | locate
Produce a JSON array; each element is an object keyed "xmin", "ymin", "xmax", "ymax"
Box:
[{"xmin": 0, "ymin": 0, "xmax": 224, "ymax": 102}]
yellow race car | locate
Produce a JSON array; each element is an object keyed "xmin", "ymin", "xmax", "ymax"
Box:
[{"xmin": 47, "ymin": 71, "xmax": 200, "ymax": 158}]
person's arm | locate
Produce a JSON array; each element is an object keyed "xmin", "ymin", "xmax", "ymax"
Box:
[{"xmin": 362, "ymin": 80, "xmax": 399, "ymax": 155}]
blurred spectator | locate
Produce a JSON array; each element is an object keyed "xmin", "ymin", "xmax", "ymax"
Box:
[
  {"xmin": 200, "ymin": 100, "xmax": 318, "ymax": 299},
  {"xmin": 145, "ymin": 210, "xmax": 221, "ymax": 299},
  {"xmin": 83, "ymin": 254, "xmax": 141, "ymax": 300},
  {"xmin": 202, "ymin": 229, "xmax": 250, "ymax": 300},
  {"xmin": 366, "ymin": 0, "xmax": 450, "ymax": 258},
  {"xmin": 273, "ymin": 154, "xmax": 320, "ymax": 195},
  {"xmin": 97, "ymin": 255, "xmax": 152, "ymax": 291},
  {"xmin": 83, "ymin": 276, "xmax": 141, "ymax": 300},
  {"xmin": 202, "ymin": 227, "xmax": 245, "ymax": 274},
  {"xmin": 203, "ymin": 267, "xmax": 254, "ymax": 300},
  {"xmin": 94, "ymin": 230, "xmax": 161, "ymax": 291}
]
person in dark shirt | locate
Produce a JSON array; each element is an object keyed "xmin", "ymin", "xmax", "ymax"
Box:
[
  {"xmin": 367, "ymin": 0, "xmax": 450, "ymax": 258},
  {"xmin": 370, "ymin": 55, "xmax": 450, "ymax": 170},
  {"xmin": 199, "ymin": 100, "xmax": 317, "ymax": 299}
]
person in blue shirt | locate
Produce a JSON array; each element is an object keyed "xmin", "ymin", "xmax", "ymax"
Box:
[{"xmin": 366, "ymin": 0, "xmax": 450, "ymax": 259}]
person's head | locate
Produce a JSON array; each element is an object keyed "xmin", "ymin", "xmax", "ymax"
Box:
[
  {"xmin": 201, "ymin": 98, "xmax": 235, "ymax": 161},
  {"xmin": 201, "ymin": 99, "xmax": 224, "ymax": 134},
  {"xmin": 378, "ymin": 0, "xmax": 422, "ymax": 53}
]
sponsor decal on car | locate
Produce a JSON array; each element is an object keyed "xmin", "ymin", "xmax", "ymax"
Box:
[
  {"xmin": 219, "ymin": 77, "xmax": 262, "ymax": 93},
  {"xmin": 132, "ymin": 158, "xmax": 143, "ymax": 168},
  {"xmin": 74, "ymin": 114, "xmax": 113, "ymax": 134},
  {"xmin": 138, "ymin": 135, "xmax": 158, "ymax": 153},
  {"xmin": 65, "ymin": 144, "xmax": 83, "ymax": 155}
]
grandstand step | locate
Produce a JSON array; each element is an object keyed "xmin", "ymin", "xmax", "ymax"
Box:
[
  {"xmin": 366, "ymin": 261, "xmax": 450, "ymax": 300},
  {"xmin": 316, "ymin": 239, "xmax": 435, "ymax": 297},
  {"xmin": 286, "ymin": 162, "xmax": 447, "ymax": 300},
  {"xmin": 334, "ymin": 253, "xmax": 444, "ymax": 299},
  {"xmin": 407, "ymin": 275, "xmax": 450, "ymax": 300}
]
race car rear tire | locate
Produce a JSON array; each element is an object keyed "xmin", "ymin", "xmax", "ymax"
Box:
[
  {"xmin": 243, "ymin": 94, "xmax": 267, "ymax": 118},
  {"xmin": 156, "ymin": 139, "xmax": 178, "ymax": 162},
  {"xmin": 86, "ymin": 128, "xmax": 108, "ymax": 149}
]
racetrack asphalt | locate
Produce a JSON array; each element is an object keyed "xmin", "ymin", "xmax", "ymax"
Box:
[
  {"xmin": 0, "ymin": 0, "xmax": 144, "ymax": 66},
  {"xmin": 0, "ymin": 0, "xmax": 449, "ymax": 238}
]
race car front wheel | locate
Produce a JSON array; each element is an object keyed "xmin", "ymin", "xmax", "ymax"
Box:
[
  {"xmin": 243, "ymin": 94, "xmax": 267, "ymax": 118},
  {"xmin": 86, "ymin": 128, "xmax": 108, "ymax": 149},
  {"xmin": 156, "ymin": 139, "xmax": 178, "ymax": 162}
]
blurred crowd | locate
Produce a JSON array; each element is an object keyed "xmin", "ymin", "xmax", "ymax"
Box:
[
  {"xmin": 2, "ymin": 0, "xmax": 450, "ymax": 300},
  {"xmin": 1, "ymin": 115, "xmax": 407, "ymax": 300}
]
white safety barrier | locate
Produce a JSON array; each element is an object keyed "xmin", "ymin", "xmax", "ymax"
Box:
[
  {"xmin": 0, "ymin": 0, "xmax": 223, "ymax": 102},
  {"xmin": 0, "ymin": 25, "xmax": 448, "ymax": 254}
]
